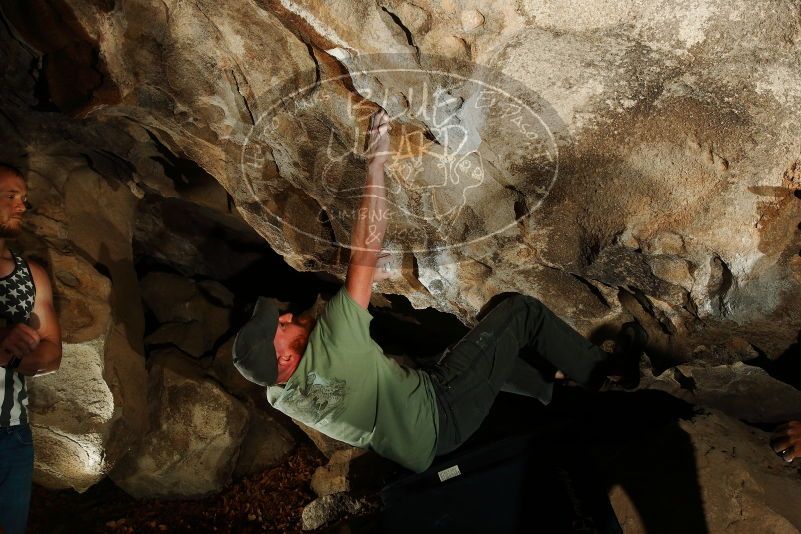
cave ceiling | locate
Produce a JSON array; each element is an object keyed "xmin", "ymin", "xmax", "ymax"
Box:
[{"xmin": 1, "ymin": 0, "xmax": 800, "ymax": 362}]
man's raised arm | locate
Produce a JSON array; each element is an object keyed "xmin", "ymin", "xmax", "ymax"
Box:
[{"xmin": 345, "ymin": 109, "xmax": 391, "ymax": 309}]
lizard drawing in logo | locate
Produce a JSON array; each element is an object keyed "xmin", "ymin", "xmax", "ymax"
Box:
[
  {"xmin": 275, "ymin": 371, "xmax": 347, "ymax": 426},
  {"xmin": 320, "ymin": 118, "xmax": 485, "ymax": 245}
]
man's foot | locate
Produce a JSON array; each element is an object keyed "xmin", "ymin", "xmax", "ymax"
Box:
[{"xmin": 607, "ymin": 321, "xmax": 648, "ymax": 390}]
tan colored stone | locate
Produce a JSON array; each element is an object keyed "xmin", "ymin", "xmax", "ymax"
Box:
[
  {"xmin": 310, "ymin": 448, "xmax": 367, "ymax": 497},
  {"xmin": 29, "ymin": 337, "xmax": 114, "ymax": 491},
  {"xmin": 145, "ymin": 321, "xmax": 207, "ymax": 358},
  {"xmin": 234, "ymin": 410, "xmax": 295, "ymax": 479},
  {"xmin": 460, "ymin": 10, "xmax": 485, "ymax": 32},
  {"xmin": 28, "ymin": 322, "xmax": 147, "ymax": 492},
  {"xmin": 100, "ymin": 324, "xmax": 149, "ymax": 470},
  {"xmin": 647, "ymin": 256, "xmax": 694, "ymax": 292},
  {"xmin": 48, "ymin": 251, "xmax": 112, "ymax": 344},
  {"xmin": 301, "ymin": 493, "xmax": 371, "ymax": 531},
  {"xmin": 644, "ymin": 363, "xmax": 801, "ymax": 424},
  {"xmin": 140, "ymin": 272, "xmax": 232, "ymax": 356},
  {"xmin": 111, "ymin": 350, "xmax": 250, "ymax": 499},
  {"xmin": 609, "ymin": 411, "xmax": 801, "ymax": 532},
  {"xmin": 294, "ymin": 419, "xmax": 358, "ymax": 459},
  {"xmin": 31, "ymin": 429, "xmax": 107, "ymax": 492},
  {"xmin": 22, "ymin": 187, "xmax": 147, "ymax": 492}
]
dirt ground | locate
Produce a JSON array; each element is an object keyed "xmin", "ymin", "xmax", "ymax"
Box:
[{"xmin": 28, "ymin": 443, "xmax": 326, "ymax": 534}]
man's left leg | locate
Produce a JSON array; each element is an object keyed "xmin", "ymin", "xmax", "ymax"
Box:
[
  {"xmin": 0, "ymin": 424, "xmax": 35, "ymax": 534},
  {"xmin": 430, "ymin": 294, "xmax": 613, "ymax": 455}
]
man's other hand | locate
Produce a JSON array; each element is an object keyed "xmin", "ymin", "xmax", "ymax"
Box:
[
  {"xmin": 771, "ymin": 420, "xmax": 801, "ymax": 463},
  {"xmin": 0, "ymin": 323, "xmax": 40, "ymax": 365}
]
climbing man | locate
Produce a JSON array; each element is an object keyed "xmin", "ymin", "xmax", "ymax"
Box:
[
  {"xmin": 233, "ymin": 110, "xmax": 646, "ymax": 473},
  {"xmin": 0, "ymin": 163, "xmax": 62, "ymax": 534}
]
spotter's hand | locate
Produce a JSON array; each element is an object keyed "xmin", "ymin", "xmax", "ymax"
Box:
[
  {"xmin": 771, "ymin": 420, "xmax": 801, "ymax": 463},
  {"xmin": 0, "ymin": 324, "xmax": 40, "ymax": 366}
]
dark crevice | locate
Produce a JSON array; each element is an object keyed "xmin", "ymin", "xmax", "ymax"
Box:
[
  {"xmin": 145, "ymin": 128, "xmax": 217, "ymax": 194},
  {"xmin": 144, "ymin": 340, "xmax": 204, "ymax": 360},
  {"xmin": 0, "ymin": 107, "xmax": 22, "ymax": 135},
  {"xmin": 371, "ymin": 293, "xmax": 468, "ymax": 361},
  {"xmin": 0, "ymin": 5, "xmax": 37, "ymax": 57},
  {"xmin": 745, "ymin": 329, "xmax": 801, "ymax": 391},
  {"xmin": 379, "ymin": 5, "xmax": 420, "ymax": 61},
  {"xmin": 3, "ymin": 0, "xmax": 114, "ymax": 113},
  {"xmin": 92, "ymin": 261, "xmax": 112, "ymax": 280},
  {"xmin": 505, "ymin": 185, "xmax": 528, "ymax": 221},
  {"xmin": 629, "ymin": 287, "xmax": 656, "ymax": 318},
  {"xmin": 672, "ymin": 367, "xmax": 697, "ymax": 393},
  {"xmin": 29, "ymin": 57, "xmax": 58, "ymax": 111},
  {"xmin": 230, "ymin": 68, "xmax": 255, "ymax": 126},
  {"xmin": 713, "ymin": 256, "xmax": 733, "ymax": 316},
  {"xmin": 80, "ymin": 149, "xmax": 135, "ymax": 189},
  {"xmin": 411, "ymin": 253, "xmax": 420, "ymax": 282},
  {"xmin": 135, "ymin": 222, "xmax": 465, "ymax": 363},
  {"xmin": 584, "ymin": 237, "xmax": 604, "ymax": 267},
  {"xmin": 569, "ymin": 273, "xmax": 610, "ymax": 308},
  {"xmin": 422, "ymin": 128, "xmax": 438, "ymax": 143},
  {"xmin": 682, "ymin": 294, "xmax": 699, "ymax": 319},
  {"xmin": 630, "ymin": 287, "xmax": 675, "ymax": 336},
  {"xmin": 317, "ymin": 208, "xmax": 336, "ymax": 243},
  {"xmin": 304, "ymin": 41, "xmax": 321, "ymax": 88}
]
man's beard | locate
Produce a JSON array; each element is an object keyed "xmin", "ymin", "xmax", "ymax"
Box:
[{"xmin": 0, "ymin": 220, "xmax": 22, "ymax": 238}]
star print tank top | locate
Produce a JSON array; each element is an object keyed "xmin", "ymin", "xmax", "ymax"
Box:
[{"xmin": 0, "ymin": 251, "xmax": 36, "ymax": 426}]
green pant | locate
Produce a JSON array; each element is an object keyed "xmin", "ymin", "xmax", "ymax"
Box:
[{"xmin": 429, "ymin": 294, "xmax": 609, "ymax": 455}]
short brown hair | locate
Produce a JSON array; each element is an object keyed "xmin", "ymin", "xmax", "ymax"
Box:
[{"xmin": 0, "ymin": 163, "xmax": 23, "ymax": 179}]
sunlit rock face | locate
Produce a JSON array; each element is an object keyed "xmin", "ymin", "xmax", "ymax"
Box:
[
  {"xmin": 3, "ymin": 0, "xmax": 799, "ymax": 362},
  {"xmin": 1, "ymin": 0, "xmax": 800, "ymax": 513}
]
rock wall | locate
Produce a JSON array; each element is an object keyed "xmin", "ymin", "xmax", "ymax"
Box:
[
  {"xmin": 1, "ymin": 0, "xmax": 800, "ymax": 520},
  {"xmin": 3, "ymin": 0, "xmax": 799, "ymax": 362},
  {"xmin": 19, "ymin": 161, "xmax": 148, "ymax": 492},
  {"xmin": 110, "ymin": 350, "xmax": 250, "ymax": 499},
  {"xmin": 609, "ymin": 411, "xmax": 801, "ymax": 533}
]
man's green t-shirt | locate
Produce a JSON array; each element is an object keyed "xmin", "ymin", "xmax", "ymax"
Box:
[{"xmin": 266, "ymin": 287, "xmax": 439, "ymax": 472}]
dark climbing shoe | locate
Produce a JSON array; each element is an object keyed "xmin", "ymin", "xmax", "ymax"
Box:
[{"xmin": 608, "ymin": 321, "xmax": 649, "ymax": 390}]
